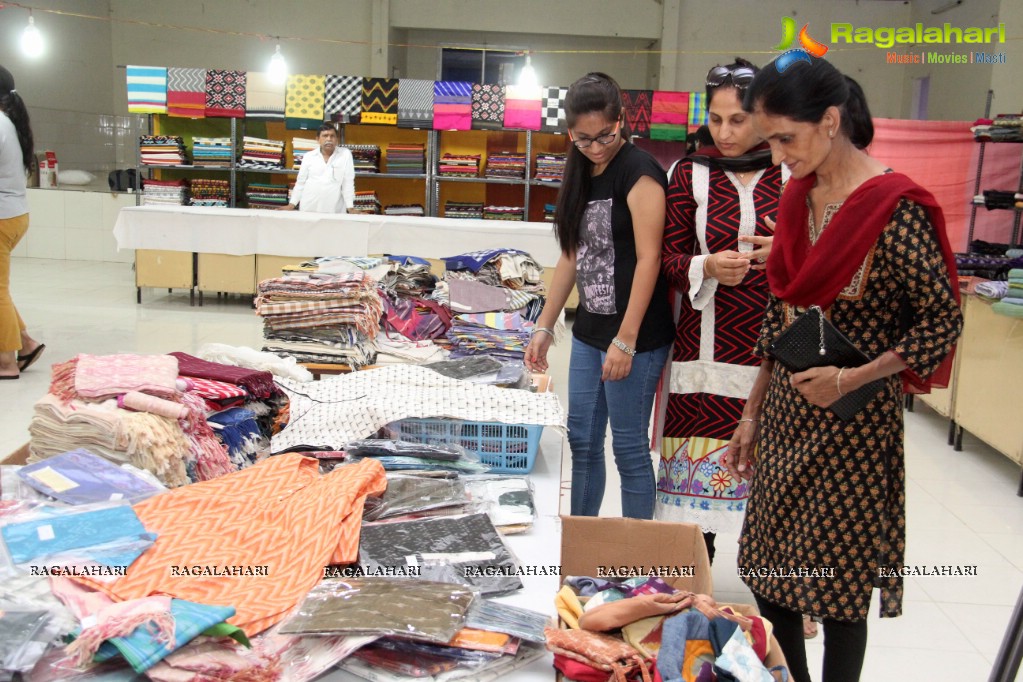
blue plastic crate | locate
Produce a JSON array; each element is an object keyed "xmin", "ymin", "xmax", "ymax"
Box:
[{"xmin": 388, "ymin": 417, "xmax": 543, "ymax": 474}]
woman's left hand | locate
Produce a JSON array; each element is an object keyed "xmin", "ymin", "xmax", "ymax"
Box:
[
  {"xmin": 739, "ymin": 223, "xmax": 774, "ymax": 271},
  {"xmin": 602, "ymin": 344, "xmax": 633, "ymax": 382},
  {"xmin": 790, "ymin": 366, "xmax": 846, "ymax": 407}
]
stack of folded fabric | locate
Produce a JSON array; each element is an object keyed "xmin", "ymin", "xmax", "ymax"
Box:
[
  {"xmin": 439, "ymin": 153, "xmax": 481, "ymax": 177},
  {"xmin": 139, "ymin": 135, "xmax": 186, "ymax": 165},
  {"xmin": 973, "ymin": 189, "xmax": 1023, "ymax": 210},
  {"xmin": 349, "ymin": 190, "xmax": 381, "ymax": 215},
  {"xmin": 993, "ymin": 268, "xmax": 1023, "ymax": 318},
  {"xmin": 344, "ymin": 144, "xmax": 381, "ymax": 174},
  {"xmin": 188, "ymin": 178, "xmax": 230, "ymax": 207},
  {"xmin": 291, "ymin": 136, "xmax": 319, "ymax": 169},
  {"xmin": 483, "ymin": 205, "xmax": 525, "ymax": 221},
  {"xmin": 237, "ymin": 136, "xmax": 285, "ymax": 169},
  {"xmin": 385, "ymin": 143, "xmax": 426, "ymax": 174},
  {"xmin": 485, "ymin": 151, "xmax": 527, "ymax": 180},
  {"xmin": 377, "ymin": 255, "xmax": 437, "ymax": 298},
  {"xmin": 543, "ymin": 203, "xmax": 556, "ymax": 222},
  {"xmin": 191, "ymin": 137, "xmax": 233, "ymax": 167},
  {"xmin": 444, "ymin": 201, "xmax": 484, "ymax": 219},
  {"xmin": 534, "ymin": 152, "xmax": 566, "ymax": 183},
  {"xmin": 384, "ymin": 203, "xmax": 425, "ymax": 217},
  {"xmin": 443, "ymin": 248, "xmax": 546, "ymax": 293},
  {"xmin": 142, "ymin": 178, "xmax": 188, "ymax": 206},
  {"xmin": 256, "ymin": 271, "xmax": 383, "ymax": 367},
  {"xmin": 971, "ymin": 115, "xmax": 1023, "ymax": 142},
  {"xmin": 245, "ymin": 183, "xmax": 290, "ymax": 209}
]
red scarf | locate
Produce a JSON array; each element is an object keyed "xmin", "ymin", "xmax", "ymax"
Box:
[{"xmin": 768, "ymin": 171, "xmax": 960, "ymax": 393}]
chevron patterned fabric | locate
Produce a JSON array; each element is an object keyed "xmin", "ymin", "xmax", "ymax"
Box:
[
  {"xmin": 398, "ymin": 78, "xmax": 433, "ymax": 128},
  {"xmin": 285, "ymin": 74, "xmax": 326, "ymax": 130},
  {"xmin": 72, "ymin": 454, "xmax": 387, "ymax": 636},
  {"xmin": 433, "ymin": 81, "xmax": 472, "ymax": 131},
  {"xmin": 471, "ymin": 83, "xmax": 505, "ymax": 131},
  {"xmin": 324, "ymin": 75, "xmax": 362, "ymax": 122},
  {"xmin": 622, "ymin": 90, "xmax": 653, "ymax": 137},
  {"xmin": 361, "ymin": 78, "xmax": 398, "ymax": 125},
  {"xmin": 204, "ymin": 70, "xmax": 246, "ymax": 118},
  {"xmin": 167, "ymin": 68, "xmax": 206, "ymax": 118}
]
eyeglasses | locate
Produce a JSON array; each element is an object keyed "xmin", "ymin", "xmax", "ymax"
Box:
[
  {"xmin": 706, "ymin": 65, "xmax": 757, "ymax": 89},
  {"xmin": 569, "ymin": 120, "xmax": 621, "ymax": 149}
]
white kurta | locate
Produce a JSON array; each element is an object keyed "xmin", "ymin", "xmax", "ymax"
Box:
[{"xmin": 290, "ymin": 147, "xmax": 355, "ymax": 214}]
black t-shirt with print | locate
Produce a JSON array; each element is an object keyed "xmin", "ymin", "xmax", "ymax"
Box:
[{"xmin": 572, "ymin": 142, "xmax": 675, "ymax": 353}]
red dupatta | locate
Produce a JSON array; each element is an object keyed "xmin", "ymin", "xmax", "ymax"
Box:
[{"xmin": 767, "ymin": 171, "xmax": 960, "ymax": 393}]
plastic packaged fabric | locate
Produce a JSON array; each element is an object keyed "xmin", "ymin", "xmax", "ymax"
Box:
[
  {"xmin": 351, "ymin": 643, "xmax": 460, "ymax": 677},
  {"xmin": 363, "ymin": 475, "xmax": 468, "ymax": 522},
  {"xmin": 0, "ymin": 604, "xmax": 52, "ymax": 675},
  {"xmin": 422, "ymin": 356, "xmax": 502, "ymax": 382},
  {"xmin": 0, "ymin": 503, "xmax": 156, "ymax": 576},
  {"xmin": 340, "ymin": 640, "xmax": 547, "ymax": 682},
  {"xmin": 364, "ymin": 636, "xmax": 500, "ymax": 667},
  {"xmin": 277, "ymin": 577, "xmax": 475, "ymax": 644},
  {"xmin": 346, "ymin": 440, "xmax": 465, "ymax": 462},
  {"xmin": 16, "ymin": 449, "xmax": 166, "ymax": 505},
  {"xmin": 23, "ymin": 647, "xmax": 139, "ymax": 681},
  {"xmin": 358, "ymin": 513, "xmax": 523, "ymax": 596},
  {"xmin": 464, "ymin": 600, "xmax": 551, "ymax": 644},
  {"xmin": 349, "ymin": 455, "xmax": 488, "ymax": 474},
  {"xmin": 0, "ymin": 467, "xmax": 52, "ymax": 504},
  {"xmin": 462, "ymin": 476, "xmax": 535, "ymax": 531}
]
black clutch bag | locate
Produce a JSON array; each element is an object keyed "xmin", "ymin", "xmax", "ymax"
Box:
[{"xmin": 768, "ymin": 305, "xmax": 885, "ymax": 421}]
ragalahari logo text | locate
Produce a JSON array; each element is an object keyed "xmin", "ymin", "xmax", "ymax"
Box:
[{"xmin": 773, "ymin": 17, "xmax": 829, "ymax": 72}]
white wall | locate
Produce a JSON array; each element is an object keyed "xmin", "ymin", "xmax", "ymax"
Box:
[{"xmin": 988, "ymin": 0, "xmax": 1021, "ymax": 117}]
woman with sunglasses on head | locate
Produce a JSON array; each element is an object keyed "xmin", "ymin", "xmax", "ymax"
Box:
[
  {"xmin": 524, "ymin": 72, "xmax": 674, "ymax": 519},
  {"xmin": 724, "ymin": 56, "xmax": 961, "ymax": 682},
  {"xmin": 654, "ymin": 58, "xmax": 786, "ymax": 563}
]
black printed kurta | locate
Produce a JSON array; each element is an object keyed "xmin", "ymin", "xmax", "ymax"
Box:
[{"xmin": 738, "ymin": 199, "xmax": 963, "ymax": 621}]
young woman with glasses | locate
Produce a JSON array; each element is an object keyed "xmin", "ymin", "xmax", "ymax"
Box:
[
  {"xmin": 524, "ymin": 72, "xmax": 674, "ymax": 519},
  {"xmin": 653, "ymin": 57, "xmax": 788, "ymax": 565}
]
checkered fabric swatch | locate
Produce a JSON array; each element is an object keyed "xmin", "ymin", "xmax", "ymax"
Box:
[
  {"xmin": 324, "ymin": 75, "xmax": 362, "ymax": 122},
  {"xmin": 540, "ymin": 86, "xmax": 567, "ymax": 133}
]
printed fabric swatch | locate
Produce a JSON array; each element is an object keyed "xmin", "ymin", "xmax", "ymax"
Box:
[
  {"xmin": 357, "ymin": 513, "xmax": 523, "ymax": 596},
  {"xmin": 204, "ymin": 70, "xmax": 246, "ymax": 118},
  {"xmin": 245, "ymin": 72, "xmax": 285, "ymax": 120},
  {"xmin": 361, "ymin": 78, "xmax": 399, "ymax": 125},
  {"xmin": 127, "ymin": 66, "xmax": 168, "ymax": 114},
  {"xmin": 688, "ymin": 91, "xmax": 709, "ymax": 129},
  {"xmin": 471, "ymin": 84, "xmax": 506, "ymax": 130},
  {"xmin": 503, "ymin": 85, "xmax": 542, "ymax": 130},
  {"xmin": 68, "ymin": 455, "xmax": 386, "ymax": 637},
  {"xmin": 285, "ymin": 74, "xmax": 326, "ymax": 130},
  {"xmin": 324, "ymin": 75, "xmax": 363, "ymax": 122},
  {"xmin": 166, "ymin": 68, "xmax": 206, "ymax": 118},
  {"xmin": 433, "ymin": 81, "xmax": 473, "ymax": 131},
  {"xmin": 397, "ymin": 78, "xmax": 434, "ymax": 129},
  {"xmin": 541, "ymin": 86, "xmax": 568, "ymax": 133},
  {"xmin": 622, "ymin": 89, "xmax": 653, "ymax": 137}
]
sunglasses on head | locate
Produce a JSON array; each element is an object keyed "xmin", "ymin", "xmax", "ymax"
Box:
[{"xmin": 706, "ymin": 65, "xmax": 757, "ymax": 89}]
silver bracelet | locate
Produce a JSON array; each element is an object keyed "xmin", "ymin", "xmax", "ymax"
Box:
[
  {"xmin": 611, "ymin": 337, "xmax": 637, "ymax": 357},
  {"xmin": 532, "ymin": 327, "xmax": 555, "ymax": 339},
  {"xmin": 836, "ymin": 367, "xmax": 847, "ymax": 397}
]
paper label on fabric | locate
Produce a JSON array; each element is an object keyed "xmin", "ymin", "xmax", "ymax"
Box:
[
  {"xmin": 110, "ymin": 493, "xmax": 125, "ymax": 501},
  {"xmin": 28, "ymin": 466, "xmax": 80, "ymax": 493},
  {"xmin": 37, "ymin": 525, "xmax": 55, "ymax": 541},
  {"xmin": 405, "ymin": 555, "xmax": 419, "ymax": 566},
  {"xmin": 81, "ymin": 615, "xmax": 96, "ymax": 629}
]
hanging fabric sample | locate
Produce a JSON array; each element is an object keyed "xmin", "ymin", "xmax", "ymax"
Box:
[
  {"xmin": 503, "ymin": 85, "xmax": 542, "ymax": 130},
  {"xmin": 166, "ymin": 68, "xmax": 206, "ymax": 118},
  {"xmin": 650, "ymin": 90, "xmax": 688, "ymax": 141},
  {"xmin": 361, "ymin": 77, "xmax": 399, "ymax": 125},
  {"xmin": 688, "ymin": 91, "xmax": 709, "ymax": 130},
  {"xmin": 397, "ymin": 78, "xmax": 434, "ymax": 129},
  {"xmin": 126, "ymin": 66, "xmax": 168, "ymax": 114},
  {"xmin": 285, "ymin": 74, "xmax": 326, "ymax": 130},
  {"xmin": 324, "ymin": 74, "xmax": 363, "ymax": 122},
  {"xmin": 540, "ymin": 86, "xmax": 568, "ymax": 133},
  {"xmin": 433, "ymin": 81, "xmax": 473, "ymax": 131},
  {"xmin": 204, "ymin": 70, "xmax": 246, "ymax": 118},
  {"xmin": 622, "ymin": 89, "xmax": 653, "ymax": 137},
  {"xmin": 245, "ymin": 71, "xmax": 285, "ymax": 120},
  {"xmin": 471, "ymin": 84, "xmax": 506, "ymax": 131},
  {"xmin": 68, "ymin": 454, "xmax": 386, "ymax": 637}
]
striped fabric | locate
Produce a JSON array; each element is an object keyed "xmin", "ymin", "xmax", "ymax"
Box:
[
  {"xmin": 651, "ymin": 90, "xmax": 688, "ymax": 141},
  {"xmin": 503, "ymin": 85, "xmax": 542, "ymax": 131},
  {"xmin": 398, "ymin": 78, "xmax": 434, "ymax": 129},
  {"xmin": 361, "ymin": 78, "xmax": 398, "ymax": 125},
  {"xmin": 245, "ymin": 72, "xmax": 285, "ymax": 120},
  {"xmin": 126, "ymin": 66, "xmax": 167, "ymax": 114},
  {"xmin": 285, "ymin": 74, "xmax": 326, "ymax": 130},
  {"xmin": 688, "ymin": 91, "xmax": 709, "ymax": 130},
  {"xmin": 433, "ymin": 81, "xmax": 472, "ymax": 131},
  {"xmin": 324, "ymin": 75, "xmax": 362, "ymax": 122},
  {"xmin": 166, "ymin": 68, "xmax": 205, "ymax": 118}
]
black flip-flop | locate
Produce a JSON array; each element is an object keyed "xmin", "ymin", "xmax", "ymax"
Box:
[
  {"xmin": 17, "ymin": 344, "xmax": 45, "ymax": 372},
  {"xmin": 0, "ymin": 374, "xmax": 19, "ymax": 380}
]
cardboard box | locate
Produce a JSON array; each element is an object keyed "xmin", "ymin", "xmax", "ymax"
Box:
[{"xmin": 560, "ymin": 516, "xmax": 713, "ymax": 595}]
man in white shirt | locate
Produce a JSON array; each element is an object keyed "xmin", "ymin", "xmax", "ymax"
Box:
[{"xmin": 280, "ymin": 123, "xmax": 355, "ymax": 213}]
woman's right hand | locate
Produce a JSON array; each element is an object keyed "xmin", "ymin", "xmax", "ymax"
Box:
[
  {"xmin": 524, "ymin": 332, "xmax": 553, "ymax": 373},
  {"xmin": 723, "ymin": 420, "xmax": 759, "ymax": 482},
  {"xmin": 705, "ymin": 250, "xmax": 751, "ymax": 286}
]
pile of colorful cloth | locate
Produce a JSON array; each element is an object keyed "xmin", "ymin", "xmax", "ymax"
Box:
[
  {"xmin": 139, "ymin": 135, "xmax": 185, "ymax": 166},
  {"xmin": 484, "ymin": 151, "xmax": 526, "ymax": 180},
  {"xmin": 534, "ymin": 152, "xmax": 566, "ymax": 183},
  {"xmin": 444, "ymin": 201, "xmax": 484, "ymax": 219},
  {"xmin": 141, "ymin": 178, "xmax": 188, "ymax": 206},
  {"xmin": 344, "ymin": 144, "xmax": 381, "ymax": 174},
  {"xmin": 971, "ymin": 115, "xmax": 1023, "ymax": 142},
  {"xmin": 384, "ymin": 143, "xmax": 425, "ymax": 174},
  {"xmin": 190, "ymin": 137, "xmax": 232, "ymax": 167},
  {"xmin": 291, "ymin": 136, "xmax": 319, "ymax": 169},
  {"xmin": 237, "ymin": 136, "xmax": 284, "ymax": 169},
  {"xmin": 244, "ymin": 182, "xmax": 289, "ymax": 209},
  {"xmin": 349, "ymin": 190, "xmax": 381, "ymax": 215},
  {"xmin": 439, "ymin": 153, "xmax": 480, "ymax": 177},
  {"xmin": 188, "ymin": 178, "xmax": 230, "ymax": 207},
  {"xmin": 992, "ymin": 268, "xmax": 1023, "ymax": 318}
]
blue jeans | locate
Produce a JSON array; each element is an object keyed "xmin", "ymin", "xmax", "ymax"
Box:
[{"xmin": 567, "ymin": 337, "xmax": 670, "ymax": 519}]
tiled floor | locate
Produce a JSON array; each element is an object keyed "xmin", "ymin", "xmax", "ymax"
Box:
[{"xmin": 3, "ymin": 258, "xmax": 1022, "ymax": 681}]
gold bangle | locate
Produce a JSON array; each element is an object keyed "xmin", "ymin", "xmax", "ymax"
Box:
[{"xmin": 836, "ymin": 367, "xmax": 847, "ymax": 397}]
